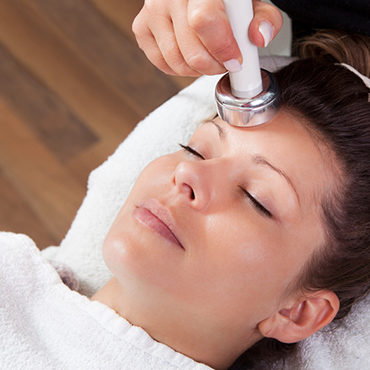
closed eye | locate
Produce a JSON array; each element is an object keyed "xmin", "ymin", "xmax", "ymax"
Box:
[
  {"xmin": 179, "ymin": 144, "xmax": 205, "ymax": 159},
  {"xmin": 239, "ymin": 186, "xmax": 272, "ymax": 218}
]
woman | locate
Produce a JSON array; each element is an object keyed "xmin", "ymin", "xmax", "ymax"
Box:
[
  {"xmin": 1, "ymin": 34, "xmax": 369, "ymax": 370},
  {"xmin": 91, "ymin": 32, "xmax": 370, "ymax": 369}
]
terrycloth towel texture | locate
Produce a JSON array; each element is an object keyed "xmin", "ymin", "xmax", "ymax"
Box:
[
  {"xmin": 0, "ymin": 232, "xmax": 211, "ymax": 370},
  {"xmin": 40, "ymin": 55, "xmax": 370, "ymax": 369}
]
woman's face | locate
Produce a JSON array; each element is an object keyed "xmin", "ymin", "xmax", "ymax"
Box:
[{"xmin": 103, "ymin": 110, "xmax": 336, "ymax": 334}]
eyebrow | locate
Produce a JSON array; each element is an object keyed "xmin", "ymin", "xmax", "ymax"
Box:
[{"xmin": 209, "ymin": 120, "xmax": 301, "ymax": 205}]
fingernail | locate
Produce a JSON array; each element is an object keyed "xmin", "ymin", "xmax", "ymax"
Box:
[
  {"xmin": 259, "ymin": 21, "xmax": 273, "ymax": 47},
  {"xmin": 223, "ymin": 59, "xmax": 242, "ymax": 73}
]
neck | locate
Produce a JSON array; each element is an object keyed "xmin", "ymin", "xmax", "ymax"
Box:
[{"xmin": 91, "ymin": 277, "xmax": 261, "ymax": 369}]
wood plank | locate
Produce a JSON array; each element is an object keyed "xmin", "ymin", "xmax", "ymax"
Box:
[
  {"xmin": 0, "ymin": 99, "xmax": 86, "ymax": 244},
  {"xmin": 0, "ymin": 168, "xmax": 58, "ymax": 249},
  {"xmin": 91, "ymin": 0, "xmax": 197, "ymax": 90},
  {"xmin": 0, "ymin": 0, "xmax": 140, "ymax": 145},
  {"xmin": 90, "ymin": 0, "xmax": 143, "ymax": 39},
  {"xmin": 30, "ymin": 0, "xmax": 180, "ymax": 115},
  {"xmin": 64, "ymin": 139, "xmax": 122, "ymax": 188},
  {"xmin": 0, "ymin": 41, "xmax": 98, "ymax": 163}
]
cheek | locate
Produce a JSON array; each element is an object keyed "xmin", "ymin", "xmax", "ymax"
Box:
[
  {"xmin": 204, "ymin": 206, "xmax": 278, "ymax": 268},
  {"xmin": 134, "ymin": 155, "xmax": 177, "ymax": 189},
  {"xmin": 194, "ymin": 213, "xmax": 295, "ymax": 317}
]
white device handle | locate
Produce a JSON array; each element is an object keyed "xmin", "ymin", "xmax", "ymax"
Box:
[{"xmin": 224, "ymin": 0, "xmax": 262, "ymax": 98}]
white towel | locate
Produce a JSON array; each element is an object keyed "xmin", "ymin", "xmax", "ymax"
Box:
[{"xmin": 0, "ymin": 232, "xmax": 211, "ymax": 370}]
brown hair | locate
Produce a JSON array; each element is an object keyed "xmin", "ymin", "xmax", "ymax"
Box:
[
  {"xmin": 230, "ymin": 31, "xmax": 370, "ymax": 369},
  {"xmin": 297, "ymin": 29, "xmax": 370, "ymax": 77}
]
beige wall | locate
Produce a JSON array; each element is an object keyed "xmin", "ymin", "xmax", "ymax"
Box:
[{"xmin": 259, "ymin": 0, "xmax": 292, "ymax": 57}]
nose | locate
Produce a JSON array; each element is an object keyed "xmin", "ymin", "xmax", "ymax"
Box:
[{"xmin": 173, "ymin": 160, "xmax": 216, "ymax": 211}]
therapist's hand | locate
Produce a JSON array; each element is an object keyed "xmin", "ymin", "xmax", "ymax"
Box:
[{"xmin": 132, "ymin": 0, "xmax": 283, "ymax": 77}]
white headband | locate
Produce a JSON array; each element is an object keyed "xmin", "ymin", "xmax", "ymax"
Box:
[
  {"xmin": 338, "ymin": 63, "xmax": 370, "ymax": 88},
  {"xmin": 337, "ymin": 63, "xmax": 370, "ymax": 102}
]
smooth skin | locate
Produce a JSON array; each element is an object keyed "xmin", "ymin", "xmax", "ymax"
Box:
[
  {"xmin": 92, "ymin": 111, "xmax": 340, "ymax": 369},
  {"xmin": 132, "ymin": 0, "xmax": 284, "ymax": 76}
]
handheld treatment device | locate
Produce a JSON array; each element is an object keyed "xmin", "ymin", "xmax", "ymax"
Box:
[{"xmin": 215, "ymin": 0, "xmax": 279, "ymax": 127}]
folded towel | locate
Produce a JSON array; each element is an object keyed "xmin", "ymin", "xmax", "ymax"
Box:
[{"xmin": 0, "ymin": 232, "xmax": 211, "ymax": 370}]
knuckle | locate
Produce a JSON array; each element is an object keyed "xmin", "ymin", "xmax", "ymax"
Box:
[
  {"xmin": 188, "ymin": 8, "xmax": 214, "ymax": 32},
  {"xmin": 131, "ymin": 15, "xmax": 141, "ymax": 36}
]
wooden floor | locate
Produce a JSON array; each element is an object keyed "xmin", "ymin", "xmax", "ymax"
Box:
[{"xmin": 0, "ymin": 0, "xmax": 195, "ymax": 249}]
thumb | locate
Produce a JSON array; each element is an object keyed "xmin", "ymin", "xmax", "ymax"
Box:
[{"xmin": 249, "ymin": 0, "xmax": 283, "ymax": 47}]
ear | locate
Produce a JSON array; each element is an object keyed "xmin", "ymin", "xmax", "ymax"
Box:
[{"xmin": 257, "ymin": 290, "xmax": 340, "ymax": 343}]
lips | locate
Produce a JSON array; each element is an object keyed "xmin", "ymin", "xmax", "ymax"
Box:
[{"xmin": 134, "ymin": 199, "xmax": 184, "ymax": 250}]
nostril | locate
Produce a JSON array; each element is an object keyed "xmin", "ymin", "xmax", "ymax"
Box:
[
  {"xmin": 181, "ymin": 183, "xmax": 195, "ymax": 200},
  {"xmin": 190, "ymin": 188, "xmax": 195, "ymax": 200}
]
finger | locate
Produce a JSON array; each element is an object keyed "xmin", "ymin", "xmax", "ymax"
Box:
[
  {"xmin": 187, "ymin": 0, "xmax": 242, "ymax": 69},
  {"xmin": 132, "ymin": 13, "xmax": 177, "ymax": 75},
  {"xmin": 170, "ymin": 0, "xmax": 225, "ymax": 75},
  {"xmin": 148, "ymin": 12, "xmax": 201, "ymax": 76},
  {"xmin": 249, "ymin": 0, "xmax": 283, "ymax": 47}
]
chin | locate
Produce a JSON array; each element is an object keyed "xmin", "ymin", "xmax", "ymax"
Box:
[{"xmin": 103, "ymin": 228, "xmax": 140, "ymax": 274}]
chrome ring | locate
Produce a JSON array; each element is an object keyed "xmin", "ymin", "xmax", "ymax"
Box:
[{"xmin": 215, "ymin": 69, "xmax": 279, "ymax": 127}]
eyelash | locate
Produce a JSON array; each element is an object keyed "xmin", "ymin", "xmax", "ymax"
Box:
[
  {"xmin": 179, "ymin": 144, "xmax": 205, "ymax": 159},
  {"xmin": 179, "ymin": 144, "xmax": 273, "ymax": 218}
]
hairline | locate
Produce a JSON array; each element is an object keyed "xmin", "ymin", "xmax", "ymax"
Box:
[{"xmin": 278, "ymin": 106, "xmax": 348, "ymax": 300}]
